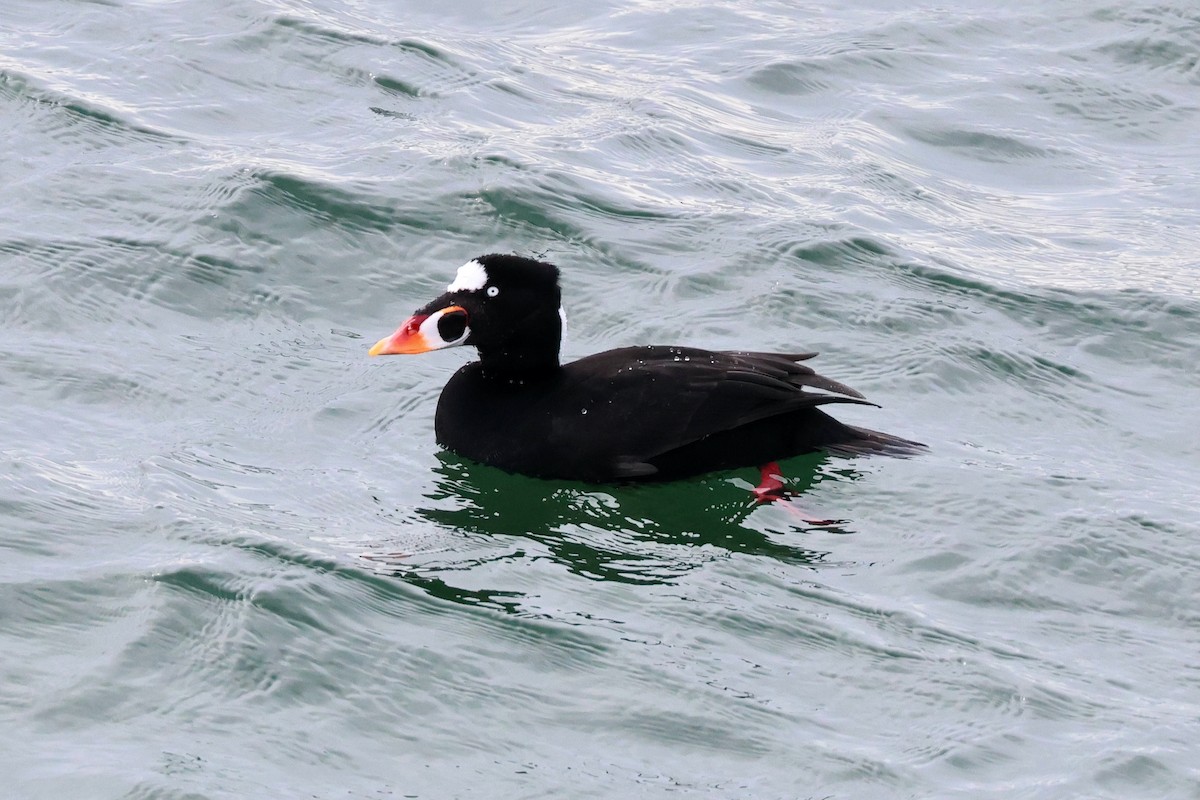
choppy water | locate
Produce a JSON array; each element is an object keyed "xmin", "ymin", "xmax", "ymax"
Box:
[{"xmin": 3, "ymin": 1, "xmax": 1199, "ymax": 797}]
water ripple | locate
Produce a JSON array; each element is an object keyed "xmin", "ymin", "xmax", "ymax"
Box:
[{"xmin": 4, "ymin": 1, "xmax": 1200, "ymax": 797}]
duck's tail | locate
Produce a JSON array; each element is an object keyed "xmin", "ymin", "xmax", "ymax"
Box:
[{"xmin": 824, "ymin": 425, "xmax": 927, "ymax": 458}]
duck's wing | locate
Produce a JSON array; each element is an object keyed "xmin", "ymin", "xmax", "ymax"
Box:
[{"xmin": 560, "ymin": 346, "xmax": 876, "ymax": 478}]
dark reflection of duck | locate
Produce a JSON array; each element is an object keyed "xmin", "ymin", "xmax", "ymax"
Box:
[{"xmin": 361, "ymin": 450, "xmax": 863, "ymax": 600}]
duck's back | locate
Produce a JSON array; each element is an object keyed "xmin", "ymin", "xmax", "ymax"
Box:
[{"xmin": 434, "ymin": 346, "xmax": 911, "ymax": 482}]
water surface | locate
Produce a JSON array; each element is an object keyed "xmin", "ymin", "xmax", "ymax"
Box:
[{"xmin": 2, "ymin": 1, "xmax": 1199, "ymax": 797}]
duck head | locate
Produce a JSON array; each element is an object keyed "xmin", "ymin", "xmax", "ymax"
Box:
[{"xmin": 370, "ymin": 254, "xmax": 565, "ymax": 374}]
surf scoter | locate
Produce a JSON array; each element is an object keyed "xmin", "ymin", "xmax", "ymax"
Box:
[{"xmin": 369, "ymin": 254, "xmax": 923, "ymax": 483}]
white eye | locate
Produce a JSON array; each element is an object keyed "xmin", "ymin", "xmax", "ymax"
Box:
[{"xmin": 486, "ymin": 285, "xmax": 500, "ymax": 297}]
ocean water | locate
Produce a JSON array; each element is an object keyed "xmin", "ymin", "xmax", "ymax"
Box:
[{"xmin": 2, "ymin": 0, "xmax": 1199, "ymax": 797}]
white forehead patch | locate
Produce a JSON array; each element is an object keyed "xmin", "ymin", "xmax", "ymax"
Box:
[{"xmin": 447, "ymin": 259, "xmax": 489, "ymax": 293}]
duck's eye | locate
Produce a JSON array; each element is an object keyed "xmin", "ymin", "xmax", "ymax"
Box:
[{"xmin": 486, "ymin": 285, "xmax": 500, "ymax": 298}]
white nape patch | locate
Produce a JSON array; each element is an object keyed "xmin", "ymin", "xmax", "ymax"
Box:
[
  {"xmin": 558, "ymin": 305, "xmax": 568, "ymax": 343},
  {"xmin": 447, "ymin": 259, "xmax": 489, "ymax": 293}
]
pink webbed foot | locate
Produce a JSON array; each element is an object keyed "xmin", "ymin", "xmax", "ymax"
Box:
[
  {"xmin": 751, "ymin": 462, "xmax": 843, "ymax": 526},
  {"xmin": 752, "ymin": 462, "xmax": 790, "ymax": 503}
]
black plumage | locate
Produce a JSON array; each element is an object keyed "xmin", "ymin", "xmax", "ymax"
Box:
[{"xmin": 370, "ymin": 254, "xmax": 923, "ymax": 482}]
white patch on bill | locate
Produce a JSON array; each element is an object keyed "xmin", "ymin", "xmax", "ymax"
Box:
[
  {"xmin": 420, "ymin": 308, "xmax": 469, "ymax": 348},
  {"xmin": 447, "ymin": 259, "xmax": 489, "ymax": 293}
]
